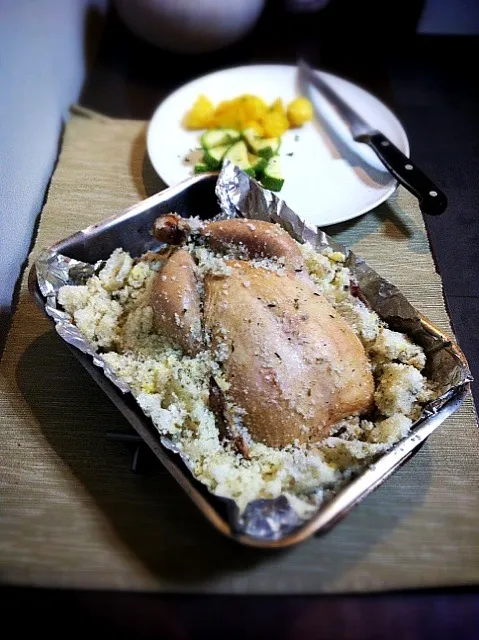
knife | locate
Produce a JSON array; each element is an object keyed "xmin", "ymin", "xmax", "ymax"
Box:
[{"xmin": 298, "ymin": 59, "xmax": 447, "ymax": 216}]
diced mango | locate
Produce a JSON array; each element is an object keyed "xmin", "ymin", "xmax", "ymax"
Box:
[
  {"xmin": 287, "ymin": 97, "xmax": 313, "ymax": 127},
  {"xmin": 210, "ymin": 94, "xmax": 268, "ymax": 130},
  {"xmin": 239, "ymin": 94, "xmax": 268, "ymax": 120},
  {"xmin": 211, "ymin": 110, "xmax": 237, "ymax": 129},
  {"xmin": 214, "ymin": 99, "xmax": 233, "ymax": 115},
  {"xmin": 260, "ymin": 111, "xmax": 289, "ymax": 138},
  {"xmin": 184, "ymin": 95, "xmax": 214, "ymax": 129},
  {"xmin": 269, "ymin": 98, "xmax": 286, "ymax": 117}
]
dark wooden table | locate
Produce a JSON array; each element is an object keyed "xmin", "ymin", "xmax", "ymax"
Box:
[{"xmin": 5, "ymin": 5, "xmax": 479, "ymax": 638}]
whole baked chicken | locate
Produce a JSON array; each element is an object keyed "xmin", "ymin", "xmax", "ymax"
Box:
[{"xmin": 149, "ymin": 214, "xmax": 374, "ymax": 450}]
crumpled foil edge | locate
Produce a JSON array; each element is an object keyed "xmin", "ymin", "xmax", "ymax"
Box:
[{"xmin": 34, "ymin": 161, "xmax": 472, "ymax": 541}]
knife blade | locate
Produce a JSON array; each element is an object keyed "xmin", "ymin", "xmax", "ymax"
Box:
[{"xmin": 298, "ymin": 59, "xmax": 447, "ymax": 216}]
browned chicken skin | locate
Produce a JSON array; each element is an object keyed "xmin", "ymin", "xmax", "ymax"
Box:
[
  {"xmin": 150, "ymin": 248, "xmax": 203, "ymax": 356},
  {"xmin": 204, "ymin": 261, "xmax": 373, "ymax": 447},
  {"xmin": 200, "ymin": 219, "xmax": 306, "ymax": 276},
  {"xmin": 152, "ymin": 214, "xmax": 191, "ymax": 245},
  {"xmin": 149, "ymin": 214, "xmax": 374, "ymax": 448},
  {"xmin": 152, "ymin": 214, "xmax": 306, "ymax": 274}
]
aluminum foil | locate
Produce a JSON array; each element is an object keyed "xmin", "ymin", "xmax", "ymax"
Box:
[{"xmin": 35, "ymin": 161, "xmax": 472, "ymax": 541}]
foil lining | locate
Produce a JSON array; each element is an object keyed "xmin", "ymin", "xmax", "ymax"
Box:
[{"xmin": 34, "ymin": 161, "xmax": 472, "ymax": 541}]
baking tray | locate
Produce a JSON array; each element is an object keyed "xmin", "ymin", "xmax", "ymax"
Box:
[{"xmin": 29, "ymin": 172, "xmax": 471, "ymax": 548}]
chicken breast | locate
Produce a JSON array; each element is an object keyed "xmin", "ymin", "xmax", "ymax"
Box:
[{"xmin": 203, "ymin": 261, "xmax": 374, "ymax": 448}]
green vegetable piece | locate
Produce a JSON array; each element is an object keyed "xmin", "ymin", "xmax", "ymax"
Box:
[
  {"xmin": 201, "ymin": 128, "xmax": 241, "ymax": 149},
  {"xmin": 261, "ymin": 156, "xmax": 284, "ymax": 192},
  {"xmin": 203, "ymin": 144, "xmax": 231, "ymax": 170}
]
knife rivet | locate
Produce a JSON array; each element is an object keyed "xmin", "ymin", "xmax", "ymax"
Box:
[
  {"xmin": 429, "ymin": 190, "xmax": 438, "ymax": 197},
  {"xmin": 381, "ymin": 140, "xmax": 390, "ymax": 146},
  {"xmin": 405, "ymin": 164, "xmax": 413, "ymax": 170}
]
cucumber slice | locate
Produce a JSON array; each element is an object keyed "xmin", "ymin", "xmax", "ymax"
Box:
[
  {"xmin": 248, "ymin": 153, "xmax": 267, "ymax": 176},
  {"xmin": 242, "ymin": 128, "xmax": 281, "ymax": 160},
  {"xmin": 224, "ymin": 140, "xmax": 255, "ymax": 175},
  {"xmin": 260, "ymin": 156, "xmax": 284, "ymax": 192},
  {"xmin": 194, "ymin": 161, "xmax": 210, "ymax": 173},
  {"xmin": 203, "ymin": 144, "xmax": 231, "ymax": 170},
  {"xmin": 256, "ymin": 138, "xmax": 281, "ymax": 160},
  {"xmin": 201, "ymin": 128, "xmax": 241, "ymax": 149}
]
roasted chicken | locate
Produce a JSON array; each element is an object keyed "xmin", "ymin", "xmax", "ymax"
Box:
[{"xmin": 149, "ymin": 214, "xmax": 374, "ymax": 449}]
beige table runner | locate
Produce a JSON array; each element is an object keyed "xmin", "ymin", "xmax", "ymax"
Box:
[{"xmin": 1, "ymin": 107, "xmax": 478, "ymax": 593}]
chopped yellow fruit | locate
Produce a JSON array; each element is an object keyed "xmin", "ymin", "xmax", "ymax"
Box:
[
  {"xmin": 239, "ymin": 94, "xmax": 268, "ymax": 120},
  {"xmin": 214, "ymin": 99, "xmax": 230, "ymax": 112},
  {"xmin": 209, "ymin": 94, "xmax": 268, "ymax": 130},
  {"xmin": 287, "ymin": 97, "xmax": 313, "ymax": 127},
  {"xmin": 184, "ymin": 95, "xmax": 215, "ymax": 129},
  {"xmin": 261, "ymin": 111, "xmax": 289, "ymax": 138},
  {"xmin": 269, "ymin": 98, "xmax": 286, "ymax": 117},
  {"xmin": 211, "ymin": 108, "xmax": 241, "ymax": 129}
]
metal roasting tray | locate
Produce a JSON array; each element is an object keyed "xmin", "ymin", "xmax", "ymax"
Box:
[{"xmin": 29, "ymin": 172, "xmax": 472, "ymax": 548}]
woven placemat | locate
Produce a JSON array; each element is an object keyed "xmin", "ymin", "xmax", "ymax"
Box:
[{"xmin": 1, "ymin": 107, "xmax": 478, "ymax": 593}]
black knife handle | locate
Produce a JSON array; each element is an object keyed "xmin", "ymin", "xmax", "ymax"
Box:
[{"xmin": 359, "ymin": 132, "xmax": 447, "ymax": 216}]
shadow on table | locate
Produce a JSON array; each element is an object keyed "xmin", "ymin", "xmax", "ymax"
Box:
[
  {"xmin": 323, "ymin": 199, "xmax": 430, "ymax": 256},
  {"xmin": 17, "ymin": 328, "xmax": 432, "ymax": 590}
]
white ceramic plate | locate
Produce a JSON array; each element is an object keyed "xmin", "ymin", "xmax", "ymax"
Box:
[{"xmin": 147, "ymin": 64, "xmax": 410, "ymax": 228}]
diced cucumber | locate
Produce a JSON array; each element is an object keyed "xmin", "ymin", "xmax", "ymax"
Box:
[
  {"xmin": 248, "ymin": 153, "xmax": 267, "ymax": 176},
  {"xmin": 201, "ymin": 128, "xmax": 241, "ymax": 149},
  {"xmin": 256, "ymin": 138, "xmax": 281, "ymax": 159},
  {"xmin": 194, "ymin": 161, "xmax": 210, "ymax": 173},
  {"xmin": 241, "ymin": 128, "xmax": 258, "ymax": 145},
  {"xmin": 203, "ymin": 144, "xmax": 231, "ymax": 170},
  {"xmin": 224, "ymin": 140, "xmax": 255, "ymax": 175},
  {"xmin": 260, "ymin": 156, "xmax": 284, "ymax": 192},
  {"xmin": 242, "ymin": 128, "xmax": 281, "ymax": 160}
]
